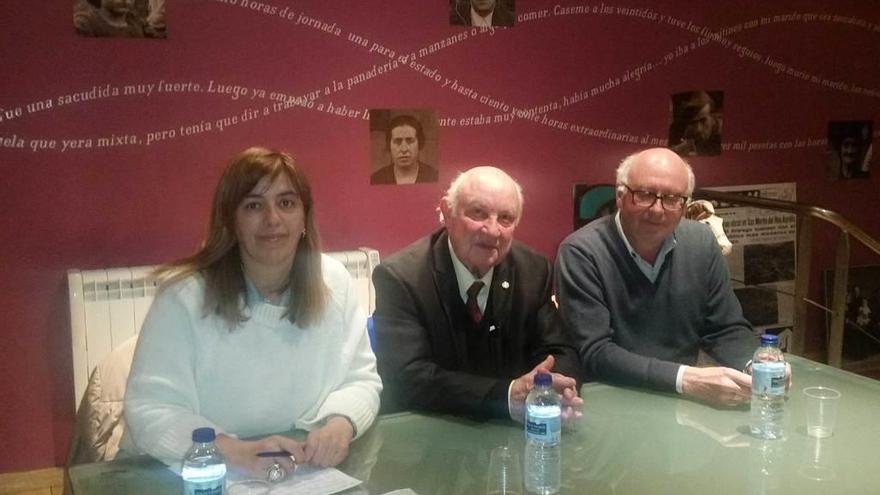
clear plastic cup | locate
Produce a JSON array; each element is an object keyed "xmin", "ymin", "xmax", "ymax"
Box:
[
  {"xmin": 803, "ymin": 386, "xmax": 841, "ymax": 438},
  {"xmin": 486, "ymin": 446, "xmax": 523, "ymax": 495}
]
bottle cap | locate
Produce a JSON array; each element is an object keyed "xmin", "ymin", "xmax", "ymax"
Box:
[
  {"xmin": 192, "ymin": 427, "xmax": 216, "ymax": 443},
  {"xmin": 760, "ymin": 333, "xmax": 779, "ymax": 345},
  {"xmin": 534, "ymin": 372, "xmax": 552, "ymax": 387}
]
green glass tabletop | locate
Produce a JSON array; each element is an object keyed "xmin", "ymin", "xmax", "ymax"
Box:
[{"xmin": 70, "ymin": 356, "xmax": 880, "ymax": 494}]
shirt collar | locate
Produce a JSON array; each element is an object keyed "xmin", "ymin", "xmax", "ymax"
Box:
[
  {"xmin": 470, "ymin": 7, "xmax": 494, "ymax": 27},
  {"xmin": 448, "ymin": 238, "xmax": 493, "ymax": 308},
  {"xmin": 614, "ymin": 211, "xmax": 677, "ymax": 283}
]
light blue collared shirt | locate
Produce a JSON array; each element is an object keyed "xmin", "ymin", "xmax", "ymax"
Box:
[{"xmin": 614, "ymin": 211, "xmax": 677, "ymax": 284}]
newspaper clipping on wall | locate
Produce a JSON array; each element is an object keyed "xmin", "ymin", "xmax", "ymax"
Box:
[{"xmin": 704, "ymin": 183, "xmax": 797, "ymax": 351}]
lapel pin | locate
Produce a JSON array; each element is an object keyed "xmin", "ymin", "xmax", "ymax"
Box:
[
  {"xmin": 489, "ymin": 325, "xmax": 497, "ymax": 332},
  {"xmin": 501, "ymin": 281, "xmax": 510, "ymax": 289}
]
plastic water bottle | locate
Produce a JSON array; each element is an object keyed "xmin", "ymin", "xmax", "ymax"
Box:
[
  {"xmin": 524, "ymin": 372, "xmax": 561, "ymax": 495},
  {"xmin": 182, "ymin": 427, "xmax": 226, "ymax": 495},
  {"xmin": 750, "ymin": 334, "xmax": 786, "ymax": 440}
]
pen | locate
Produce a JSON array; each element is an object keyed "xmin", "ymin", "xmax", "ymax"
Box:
[{"xmin": 256, "ymin": 450, "xmax": 292, "ymax": 458}]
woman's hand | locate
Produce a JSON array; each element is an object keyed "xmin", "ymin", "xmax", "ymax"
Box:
[
  {"xmin": 303, "ymin": 415, "xmax": 354, "ymax": 467},
  {"xmin": 215, "ymin": 434, "xmax": 305, "ymax": 480}
]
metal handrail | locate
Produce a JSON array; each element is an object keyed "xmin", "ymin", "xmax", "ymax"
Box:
[
  {"xmin": 693, "ymin": 190, "xmax": 880, "ymax": 255},
  {"xmin": 693, "ymin": 188, "xmax": 880, "ymax": 368}
]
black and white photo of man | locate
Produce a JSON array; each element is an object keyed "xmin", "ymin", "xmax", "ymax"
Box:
[
  {"xmin": 828, "ymin": 120, "xmax": 872, "ymax": 179},
  {"xmin": 449, "ymin": 0, "xmax": 515, "ymax": 27}
]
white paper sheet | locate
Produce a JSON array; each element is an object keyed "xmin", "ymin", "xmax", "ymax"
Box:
[{"xmin": 225, "ymin": 465, "xmax": 362, "ymax": 495}]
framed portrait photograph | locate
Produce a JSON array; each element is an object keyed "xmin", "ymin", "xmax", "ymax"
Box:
[
  {"xmin": 369, "ymin": 109, "xmax": 439, "ymax": 186},
  {"xmin": 668, "ymin": 90, "xmax": 723, "ymax": 157},
  {"xmin": 73, "ymin": 0, "xmax": 166, "ymax": 38},
  {"xmin": 827, "ymin": 120, "xmax": 872, "ymax": 179}
]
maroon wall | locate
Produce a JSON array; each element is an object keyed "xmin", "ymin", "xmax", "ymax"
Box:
[{"xmin": 1, "ymin": 1, "xmax": 878, "ymax": 472}]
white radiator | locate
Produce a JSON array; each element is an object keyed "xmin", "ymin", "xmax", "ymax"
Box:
[{"xmin": 68, "ymin": 248, "xmax": 380, "ymax": 411}]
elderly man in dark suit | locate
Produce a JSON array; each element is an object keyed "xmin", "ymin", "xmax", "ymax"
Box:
[{"xmin": 372, "ymin": 166, "xmax": 581, "ymax": 420}]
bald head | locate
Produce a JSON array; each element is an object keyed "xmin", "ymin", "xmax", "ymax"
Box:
[
  {"xmin": 444, "ymin": 166, "xmax": 523, "ymax": 221},
  {"xmin": 614, "ymin": 148, "xmax": 693, "ymax": 262},
  {"xmin": 617, "ymin": 148, "xmax": 695, "ymax": 196},
  {"xmin": 440, "ymin": 166, "xmax": 522, "ymax": 277}
]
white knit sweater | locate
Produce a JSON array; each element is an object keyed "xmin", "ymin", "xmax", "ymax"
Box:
[{"xmin": 121, "ymin": 254, "xmax": 382, "ymax": 463}]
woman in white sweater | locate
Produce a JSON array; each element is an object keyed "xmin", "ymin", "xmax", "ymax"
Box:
[{"xmin": 122, "ymin": 147, "xmax": 382, "ymax": 480}]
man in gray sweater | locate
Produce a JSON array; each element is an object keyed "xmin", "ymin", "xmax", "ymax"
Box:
[{"xmin": 556, "ymin": 148, "xmax": 762, "ymax": 406}]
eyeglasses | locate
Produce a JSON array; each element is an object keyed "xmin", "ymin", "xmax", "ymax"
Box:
[{"xmin": 621, "ymin": 185, "xmax": 688, "ymax": 211}]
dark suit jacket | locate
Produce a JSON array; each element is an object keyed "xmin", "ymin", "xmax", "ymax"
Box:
[
  {"xmin": 370, "ymin": 161, "xmax": 438, "ymax": 185},
  {"xmin": 449, "ymin": 0, "xmax": 515, "ymax": 27},
  {"xmin": 372, "ymin": 228, "xmax": 579, "ymax": 419}
]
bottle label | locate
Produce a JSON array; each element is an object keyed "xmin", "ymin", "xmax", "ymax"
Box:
[
  {"xmin": 526, "ymin": 409, "xmax": 561, "ymax": 443},
  {"xmin": 182, "ymin": 465, "xmax": 225, "ymax": 495},
  {"xmin": 752, "ymin": 361, "xmax": 785, "ymax": 395},
  {"xmin": 184, "ymin": 481, "xmax": 223, "ymax": 495}
]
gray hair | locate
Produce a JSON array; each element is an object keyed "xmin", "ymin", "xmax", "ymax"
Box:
[
  {"xmin": 615, "ymin": 150, "xmax": 696, "ymax": 196},
  {"xmin": 439, "ymin": 166, "xmax": 524, "ymax": 224}
]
